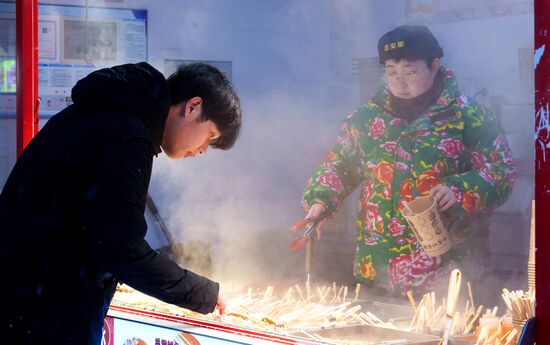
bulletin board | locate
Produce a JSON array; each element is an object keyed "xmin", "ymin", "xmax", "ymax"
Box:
[{"xmin": 0, "ymin": 2, "xmax": 148, "ymax": 117}]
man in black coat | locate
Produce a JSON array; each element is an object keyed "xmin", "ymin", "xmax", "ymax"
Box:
[{"xmin": 0, "ymin": 62, "xmax": 241, "ymax": 344}]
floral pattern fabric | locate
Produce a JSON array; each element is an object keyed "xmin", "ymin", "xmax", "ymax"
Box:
[{"xmin": 303, "ymin": 67, "xmax": 516, "ymax": 294}]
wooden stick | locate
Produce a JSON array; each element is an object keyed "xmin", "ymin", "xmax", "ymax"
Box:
[
  {"xmin": 344, "ymin": 305, "xmax": 362, "ymax": 316},
  {"xmin": 354, "ymin": 283, "xmax": 361, "ymax": 302},
  {"xmin": 468, "ymin": 282, "xmax": 475, "ymax": 310},
  {"xmin": 294, "ymin": 284, "xmax": 304, "ymax": 301},
  {"xmin": 322, "ymin": 286, "xmax": 331, "ymax": 304},
  {"xmin": 407, "ymin": 291, "xmax": 419, "ymax": 318},
  {"xmin": 498, "ymin": 330, "xmax": 512, "ymax": 343},
  {"xmin": 343, "ymin": 286, "xmax": 348, "ymax": 303},
  {"xmin": 366, "ymin": 311, "xmax": 385, "ymax": 324},
  {"xmin": 484, "ymin": 326, "xmax": 500, "ymax": 345},
  {"xmin": 464, "ymin": 304, "xmax": 484, "ymax": 334},
  {"xmin": 316, "ymin": 286, "xmax": 323, "ymax": 303},
  {"xmin": 409, "ymin": 294, "xmax": 425, "ymax": 328},
  {"xmin": 513, "ymin": 294, "xmax": 527, "ymax": 318},
  {"xmin": 475, "ymin": 326, "xmax": 488, "ymax": 345},
  {"xmin": 336, "ymin": 285, "xmax": 344, "ymax": 303},
  {"xmin": 410, "ymin": 294, "xmax": 428, "ymax": 328},
  {"xmin": 263, "ymin": 286, "xmax": 274, "ymax": 300},
  {"xmin": 505, "ymin": 328, "xmax": 518, "ymax": 343},
  {"xmin": 430, "ymin": 291, "xmax": 435, "ymax": 315},
  {"xmin": 501, "ymin": 292, "xmax": 513, "ymax": 312}
]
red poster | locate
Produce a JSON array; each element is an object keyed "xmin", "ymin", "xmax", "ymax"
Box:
[{"xmin": 102, "ymin": 316, "xmax": 115, "ymax": 345}]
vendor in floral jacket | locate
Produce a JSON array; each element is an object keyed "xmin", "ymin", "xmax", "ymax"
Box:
[{"xmin": 301, "ymin": 25, "xmax": 516, "ymax": 294}]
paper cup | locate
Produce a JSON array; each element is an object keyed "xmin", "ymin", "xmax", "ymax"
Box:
[{"xmin": 401, "ymin": 196, "xmax": 451, "ymax": 257}]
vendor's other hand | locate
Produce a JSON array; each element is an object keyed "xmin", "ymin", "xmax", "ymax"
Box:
[
  {"xmin": 305, "ymin": 203, "xmax": 327, "ymax": 240},
  {"xmin": 429, "ymin": 185, "xmax": 457, "ymax": 212},
  {"xmin": 215, "ymin": 290, "xmax": 226, "ymax": 315}
]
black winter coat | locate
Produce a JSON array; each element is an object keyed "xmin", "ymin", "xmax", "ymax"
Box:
[{"xmin": 0, "ymin": 63, "xmax": 219, "ymax": 344}]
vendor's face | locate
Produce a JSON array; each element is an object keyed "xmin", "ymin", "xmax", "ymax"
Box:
[
  {"xmin": 384, "ymin": 58, "xmax": 440, "ymax": 99},
  {"xmin": 161, "ymin": 97, "xmax": 221, "ymax": 159}
]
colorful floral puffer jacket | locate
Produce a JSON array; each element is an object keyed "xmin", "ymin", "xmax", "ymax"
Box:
[{"xmin": 303, "ymin": 67, "xmax": 516, "ymax": 294}]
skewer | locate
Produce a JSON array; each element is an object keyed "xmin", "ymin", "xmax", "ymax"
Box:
[
  {"xmin": 464, "ymin": 305, "xmax": 484, "ymax": 334},
  {"xmin": 294, "ymin": 284, "xmax": 304, "ymax": 301},
  {"xmin": 407, "ymin": 291, "xmax": 419, "ymax": 318},
  {"xmin": 288, "ymin": 287, "xmax": 295, "ymax": 301},
  {"xmin": 409, "ymin": 294, "xmax": 427, "ymax": 329},
  {"xmin": 322, "ymin": 285, "xmax": 332, "ymax": 304},
  {"xmin": 468, "ymin": 282, "xmax": 475, "ymax": 309},
  {"xmin": 475, "ymin": 326, "xmax": 488, "ymax": 345},
  {"xmin": 316, "ymin": 286, "xmax": 323, "ymax": 303},
  {"xmin": 498, "ymin": 330, "xmax": 511, "ymax": 343},
  {"xmin": 505, "ymin": 328, "xmax": 518, "ymax": 344},
  {"xmin": 484, "ymin": 326, "xmax": 500, "ymax": 345},
  {"xmin": 431, "ymin": 292, "xmax": 436, "ymax": 318},
  {"xmin": 335, "ymin": 285, "xmax": 344, "ymax": 303},
  {"xmin": 349, "ymin": 310, "xmax": 368, "ymax": 325},
  {"xmin": 263, "ymin": 286, "xmax": 274, "ymax": 301},
  {"xmin": 354, "ymin": 283, "xmax": 361, "ymax": 302},
  {"xmin": 464, "ymin": 300, "xmax": 470, "ymax": 318},
  {"xmin": 343, "ymin": 286, "xmax": 348, "ymax": 303}
]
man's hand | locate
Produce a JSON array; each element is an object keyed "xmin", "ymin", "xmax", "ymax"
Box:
[
  {"xmin": 429, "ymin": 185, "xmax": 457, "ymax": 212},
  {"xmin": 215, "ymin": 290, "xmax": 226, "ymax": 315},
  {"xmin": 305, "ymin": 203, "xmax": 327, "ymax": 240}
]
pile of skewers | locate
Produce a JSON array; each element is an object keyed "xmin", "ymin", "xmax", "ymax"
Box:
[
  {"xmin": 113, "ymin": 282, "xmax": 397, "ymax": 332},
  {"xmin": 224, "ymin": 282, "xmax": 396, "ymax": 331},
  {"xmin": 406, "ymin": 281, "xmax": 500, "ymax": 337},
  {"xmin": 501, "ymin": 288, "xmax": 535, "ymax": 321}
]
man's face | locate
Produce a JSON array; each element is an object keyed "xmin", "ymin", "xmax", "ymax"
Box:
[
  {"xmin": 161, "ymin": 97, "xmax": 221, "ymax": 159},
  {"xmin": 383, "ymin": 58, "xmax": 440, "ymax": 99}
]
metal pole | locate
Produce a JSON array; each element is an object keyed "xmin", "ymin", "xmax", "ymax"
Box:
[
  {"xmin": 16, "ymin": 0, "xmax": 40, "ymax": 157},
  {"xmin": 146, "ymin": 194, "xmax": 176, "ymax": 247}
]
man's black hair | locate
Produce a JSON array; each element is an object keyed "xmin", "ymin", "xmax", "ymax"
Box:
[{"xmin": 167, "ymin": 63, "xmax": 241, "ymax": 150}]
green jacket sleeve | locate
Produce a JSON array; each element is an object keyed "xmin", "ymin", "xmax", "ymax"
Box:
[
  {"xmin": 302, "ymin": 114, "xmax": 364, "ymax": 216},
  {"xmin": 441, "ymin": 103, "xmax": 516, "ymax": 217}
]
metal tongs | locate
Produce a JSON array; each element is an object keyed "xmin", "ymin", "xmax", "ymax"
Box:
[
  {"xmin": 288, "ymin": 218, "xmax": 320, "ymax": 250},
  {"xmin": 289, "ymin": 218, "xmax": 322, "ymax": 284}
]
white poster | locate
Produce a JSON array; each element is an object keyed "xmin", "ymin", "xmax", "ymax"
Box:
[
  {"xmin": 0, "ymin": 3, "xmax": 148, "ymax": 117},
  {"xmin": 39, "ymin": 19, "xmax": 57, "ymax": 60}
]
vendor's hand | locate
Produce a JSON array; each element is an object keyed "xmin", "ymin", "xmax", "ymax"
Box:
[
  {"xmin": 305, "ymin": 203, "xmax": 327, "ymax": 240},
  {"xmin": 429, "ymin": 185, "xmax": 457, "ymax": 212},
  {"xmin": 215, "ymin": 290, "xmax": 226, "ymax": 315}
]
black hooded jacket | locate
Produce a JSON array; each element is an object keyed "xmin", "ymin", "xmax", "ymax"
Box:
[{"xmin": 0, "ymin": 62, "xmax": 219, "ymax": 344}]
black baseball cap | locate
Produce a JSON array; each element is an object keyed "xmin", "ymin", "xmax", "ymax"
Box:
[{"xmin": 378, "ymin": 25, "xmax": 444, "ymax": 64}]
